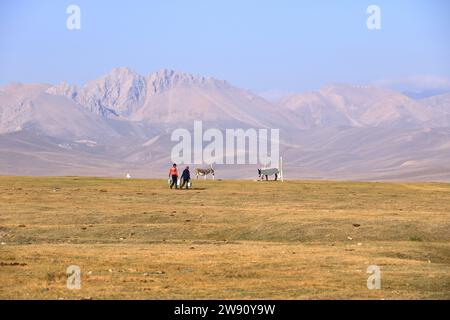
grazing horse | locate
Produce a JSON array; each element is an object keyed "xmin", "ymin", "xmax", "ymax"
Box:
[
  {"xmin": 195, "ymin": 165, "xmax": 215, "ymax": 180},
  {"xmin": 258, "ymin": 168, "xmax": 279, "ymax": 181}
]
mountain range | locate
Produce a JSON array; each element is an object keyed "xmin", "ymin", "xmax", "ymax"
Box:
[{"xmin": 1, "ymin": 67, "xmax": 449, "ymax": 180}]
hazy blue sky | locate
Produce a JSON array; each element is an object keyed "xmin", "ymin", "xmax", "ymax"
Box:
[{"xmin": 1, "ymin": 0, "xmax": 449, "ymax": 92}]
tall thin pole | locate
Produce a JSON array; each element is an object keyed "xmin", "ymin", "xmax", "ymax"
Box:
[{"xmin": 280, "ymin": 156, "xmax": 284, "ymax": 182}]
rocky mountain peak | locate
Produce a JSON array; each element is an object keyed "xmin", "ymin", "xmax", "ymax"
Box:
[
  {"xmin": 146, "ymin": 69, "xmax": 228, "ymax": 95},
  {"xmin": 45, "ymin": 68, "xmax": 230, "ymax": 118},
  {"xmin": 46, "ymin": 67, "xmax": 147, "ymax": 118}
]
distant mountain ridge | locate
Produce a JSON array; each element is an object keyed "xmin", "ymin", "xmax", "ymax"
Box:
[
  {"xmin": 1, "ymin": 68, "xmax": 450, "ymax": 180},
  {"xmin": 46, "ymin": 68, "xmax": 229, "ymax": 118},
  {"xmin": 279, "ymin": 84, "xmax": 449, "ymax": 129},
  {"xmin": 44, "ymin": 67, "xmax": 288, "ymax": 128},
  {"xmin": 43, "ymin": 68, "xmax": 450, "ymax": 129}
]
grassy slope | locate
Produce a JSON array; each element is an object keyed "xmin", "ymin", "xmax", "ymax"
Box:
[{"xmin": 0, "ymin": 176, "xmax": 449, "ymax": 299}]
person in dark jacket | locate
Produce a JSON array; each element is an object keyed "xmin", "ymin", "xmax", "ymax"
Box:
[{"xmin": 180, "ymin": 166, "xmax": 191, "ymax": 189}]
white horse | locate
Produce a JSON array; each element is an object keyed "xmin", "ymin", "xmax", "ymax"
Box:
[{"xmin": 195, "ymin": 165, "xmax": 215, "ymax": 180}]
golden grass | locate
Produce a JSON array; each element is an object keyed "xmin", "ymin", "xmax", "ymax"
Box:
[{"xmin": 0, "ymin": 176, "xmax": 449, "ymax": 299}]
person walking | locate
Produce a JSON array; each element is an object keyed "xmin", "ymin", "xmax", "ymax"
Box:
[
  {"xmin": 169, "ymin": 163, "xmax": 179, "ymax": 189},
  {"xmin": 180, "ymin": 166, "xmax": 191, "ymax": 189}
]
